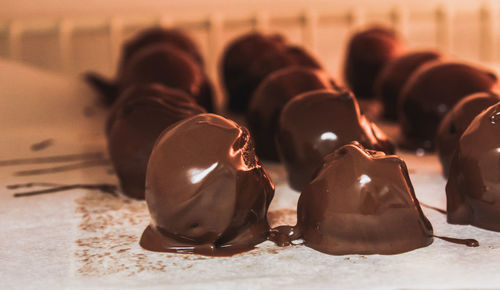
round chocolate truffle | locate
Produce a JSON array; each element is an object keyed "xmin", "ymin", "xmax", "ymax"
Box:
[
  {"xmin": 436, "ymin": 92, "xmax": 500, "ymax": 178},
  {"xmin": 140, "ymin": 113, "xmax": 275, "ymax": 256},
  {"xmin": 108, "ymin": 84, "xmax": 205, "ymax": 199},
  {"xmin": 119, "ymin": 27, "xmax": 204, "ymax": 68},
  {"xmin": 446, "ymin": 103, "xmax": 500, "ymax": 232},
  {"xmin": 343, "ymin": 26, "xmax": 404, "ymax": 99},
  {"xmin": 374, "ymin": 51, "xmax": 442, "ymax": 120},
  {"xmin": 297, "ymin": 142, "xmax": 433, "ymax": 255},
  {"xmin": 276, "ymin": 89, "xmax": 394, "ymax": 191},
  {"xmin": 118, "ymin": 44, "xmax": 202, "ymax": 99},
  {"xmin": 86, "ymin": 27, "xmax": 215, "ymax": 111},
  {"xmin": 247, "ymin": 67, "xmax": 339, "ymax": 161},
  {"xmin": 398, "ymin": 62, "xmax": 498, "ymax": 151},
  {"xmin": 221, "ymin": 32, "xmax": 322, "ymax": 112}
]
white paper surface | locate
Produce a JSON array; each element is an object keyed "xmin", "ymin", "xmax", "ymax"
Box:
[{"xmin": 1, "ymin": 59, "xmax": 500, "ymax": 290}]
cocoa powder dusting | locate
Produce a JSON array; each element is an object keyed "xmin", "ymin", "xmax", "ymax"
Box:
[{"xmin": 74, "ymin": 191, "xmax": 293, "ymax": 276}]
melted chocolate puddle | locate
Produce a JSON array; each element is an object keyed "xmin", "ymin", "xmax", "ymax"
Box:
[
  {"xmin": 434, "ymin": 235, "xmax": 479, "ymax": 247},
  {"xmin": 268, "ymin": 225, "xmax": 302, "ymax": 247},
  {"xmin": 419, "ymin": 202, "xmax": 447, "ymax": 214},
  {"xmin": 0, "ymin": 152, "xmax": 105, "ymax": 166},
  {"xmin": 9, "ymin": 183, "xmax": 118, "ymax": 197},
  {"xmin": 30, "ymin": 139, "xmax": 54, "ymax": 151}
]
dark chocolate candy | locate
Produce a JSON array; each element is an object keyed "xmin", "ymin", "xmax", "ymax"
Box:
[
  {"xmin": 221, "ymin": 32, "xmax": 321, "ymax": 112},
  {"xmin": 247, "ymin": 67, "xmax": 339, "ymax": 161},
  {"xmin": 446, "ymin": 103, "xmax": 500, "ymax": 232},
  {"xmin": 276, "ymin": 89, "xmax": 394, "ymax": 191},
  {"xmin": 86, "ymin": 28, "xmax": 214, "ymax": 111},
  {"xmin": 119, "ymin": 27, "xmax": 204, "ymax": 68},
  {"xmin": 297, "ymin": 142, "xmax": 433, "ymax": 255},
  {"xmin": 399, "ymin": 61, "xmax": 497, "ymax": 151},
  {"xmin": 436, "ymin": 92, "xmax": 499, "ymax": 177},
  {"xmin": 107, "ymin": 84, "xmax": 205, "ymax": 199},
  {"xmin": 374, "ymin": 51, "xmax": 441, "ymax": 120},
  {"xmin": 140, "ymin": 113, "xmax": 274, "ymax": 256},
  {"xmin": 343, "ymin": 27, "xmax": 404, "ymax": 100}
]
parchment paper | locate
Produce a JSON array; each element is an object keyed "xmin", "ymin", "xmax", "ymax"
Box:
[{"xmin": 1, "ymin": 60, "xmax": 500, "ymax": 290}]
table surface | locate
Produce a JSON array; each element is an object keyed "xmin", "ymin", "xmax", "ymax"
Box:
[{"xmin": 1, "ymin": 60, "xmax": 500, "ymax": 290}]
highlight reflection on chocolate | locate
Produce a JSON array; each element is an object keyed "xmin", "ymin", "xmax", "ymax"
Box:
[
  {"xmin": 374, "ymin": 51, "xmax": 441, "ymax": 120},
  {"xmin": 247, "ymin": 67, "xmax": 339, "ymax": 161},
  {"xmin": 446, "ymin": 103, "xmax": 500, "ymax": 232},
  {"xmin": 399, "ymin": 62, "xmax": 498, "ymax": 151},
  {"xmin": 108, "ymin": 84, "xmax": 205, "ymax": 199},
  {"xmin": 436, "ymin": 92, "xmax": 500, "ymax": 178},
  {"xmin": 297, "ymin": 142, "xmax": 433, "ymax": 255},
  {"xmin": 276, "ymin": 89, "xmax": 394, "ymax": 191},
  {"xmin": 344, "ymin": 27, "xmax": 404, "ymax": 99},
  {"xmin": 140, "ymin": 113, "xmax": 274, "ymax": 256},
  {"xmin": 221, "ymin": 32, "xmax": 322, "ymax": 112}
]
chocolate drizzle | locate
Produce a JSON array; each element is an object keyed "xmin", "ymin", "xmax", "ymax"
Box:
[
  {"xmin": 433, "ymin": 235, "xmax": 479, "ymax": 247},
  {"xmin": 13, "ymin": 159, "xmax": 110, "ymax": 176},
  {"xmin": 0, "ymin": 152, "xmax": 105, "ymax": 166},
  {"xmin": 419, "ymin": 202, "xmax": 447, "ymax": 215},
  {"xmin": 11, "ymin": 183, "xmax": 118, "ymax": 198}
]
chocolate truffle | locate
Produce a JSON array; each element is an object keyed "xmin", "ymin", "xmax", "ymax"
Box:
[
  {"xmin": 140, "ymin": 113, "xmax": 275, "ymax": 256},
  {"xmin": 247, "ymin": 67, "xmax": 339, "ymax": 161},
  {"xmin": 446, "ymin": 103, "xmax": 500, "ymax": 231},
  {"xmin": 221, "ymin": 32, "xmax": 322, "ymax": 112},
  {"xmin": 436, "ymin": 92, "xmax": 499, "ymax": 177},
  {"xmin": 276, "ymin": 89, "xmax": 394, "ymax": 191},
  {"xmin": 119, "ymin": 27, "xmax": 204, "ymax": 68},
  {"xmin": 108, "ymin": 84, "xmax": 205, "ymax": 199},
  {"xmin": 399, "ymin": 62, "xmax": 497, "ymax": 151},
  {"xmin": 86, "ymin": 27, "xmax": 214, "ymax": 111},
  {"xmin": 343, "ymin": 27, "xmax": 404, "ymax": 99},
  {"xmin": 297, "ymin": 142, "xmax": 433, "ymax": 255},
  {"xmin": 117, "ymin": 45, "xmax": 207, "ymax": 105},
  {"xmin": 374, "ymin": 51, "xmax": 442, "ymax": 120}
]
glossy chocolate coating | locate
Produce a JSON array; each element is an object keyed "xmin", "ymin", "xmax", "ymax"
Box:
[
  {"xmin": 399, "ymin": 62, "xmax": 498, "ymax": 151},
  {"xmin": 276, "ymin": 90, "xmax": 395, "ymax": 191},
  {"xmin": 140, "ymin": 113, "xmax": 275, "ymax": 256},
  {"xmin": 108, "ymin": 84, "xmax": 205, "ymax": 199},
  {"xmin": 436, "ymin": 92, "xmax": 500, "ymax": 177},
  {"xmin": 247, "ymin": 67, "xmax": 339, "ymax": 161},
  {"xmin": 374, "ymin": 51, "xmax": 441, "ymax": 120},
  {"xmin": 297, "ymin": 142, "xmax": 433, "ymax": 255},
  {"xmin": 446, "ymin": 103, "xmax": 500, "ymax": 231},
  {"xmin": 221, "ymin": 32, "xmax": 322, "ymax": 112},
  {"xmin": 344, "ymin": 27, "xmax": 404, "ymax": 99}
]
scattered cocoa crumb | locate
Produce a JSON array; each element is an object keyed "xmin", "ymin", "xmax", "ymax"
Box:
[{"xmin": 30, "ymin": 139, "xmax": 54, "ymax": 151}]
